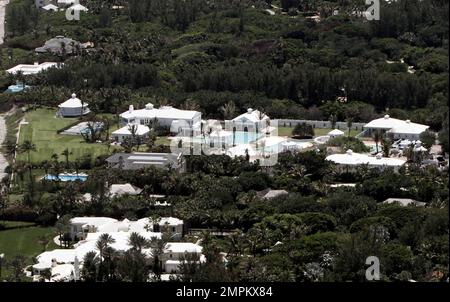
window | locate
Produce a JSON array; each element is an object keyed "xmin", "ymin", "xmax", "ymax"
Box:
[
  {"xmin": 169, "ymin": 254, "xmax": 173, "ymax": 259},
  {"xmin": 172, "ymin": 226, "xmax": 176, "ymax": 232}
]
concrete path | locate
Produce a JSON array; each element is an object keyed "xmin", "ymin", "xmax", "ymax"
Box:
[{"xmin": 0, "ymin": 0, "xmax": 9, "ymax": 45}]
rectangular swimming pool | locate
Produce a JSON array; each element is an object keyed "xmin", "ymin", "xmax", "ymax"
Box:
[{"xmin": 44, "ymin": 174, "xmax": 88, "ymax": 182}]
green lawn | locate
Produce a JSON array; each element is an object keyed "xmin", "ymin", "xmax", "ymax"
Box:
[
  {"xmin": 0, "ymin": 225, "xmax": 56, "ymax": 257},
  {"xmin": 277, "ymin": 127, "xmax": 294, "ymax": 137},
  {"xmin": 276, "ymin": 127, "xmax": 360, "ymax": 138},
  {"xmin": 16, "ymin": 108, "xmax": 171, "ymax": 163},
  {"xmin": 0, "ymin": 221, "xmax": 35, "ymax": 229},
  {"xmin": 17, "ymin": 108, "xmax": 115, "ymax": 164},
  {"xmin": 0, "ymin": 224, "xmax": 58, "ymax": 280}
]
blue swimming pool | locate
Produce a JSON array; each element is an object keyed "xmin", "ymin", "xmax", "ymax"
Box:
[
  {"xmin": 232, "ymin": 131, "xmax": 265, "ymax": 144},
  {"xmin": 44, "ymin": 174, "xmax": 88, "ymax": 182}
]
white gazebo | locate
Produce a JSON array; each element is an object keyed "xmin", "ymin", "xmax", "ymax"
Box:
[
  {"xmin": 68, "ymin": 3, "xmax": 88, "ymax": 12},
  {"xmin": 58, "ymin": 93, "xmax": 90, "ymax": 117},
  {"xmin": 328, "ymin": 129, "xmax": 345, "ymax": 138}
]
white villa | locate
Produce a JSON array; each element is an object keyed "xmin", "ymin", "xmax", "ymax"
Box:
[
  {"xmin": 138, "ymin": 217, "xmax": 184, "ymax": 239},
  {"xmin": 69, "ymin": 217, "xmax": 118, "ymax": 241},
  {"xmin": 162, "ymin": 243, "xmax": 204, "ymax": 273},
  {"xmin": 112, "ymin": 124, "xmax": 150, "ymax": 143},
  {"xmin": 230, "ymin": 108, "xmax": 270, "ymax": 134},
  {"xmin": 120, "ymin": 104, "xmax": 202, "ymax": 135},
  {"xmin": 58, "ymin": 93, "xmax": 90, "ymax": 117},
  {"xmin": 364, "ymin": 115, "xmax": 429, "ymax": 140},
  {"xmin": 69, "ymin": 216, "xmax": 184, "ymax": 241},
  {"xmin": 33, "ymin": 216, "xmax": 199, "ymax": 281},
  {"xmin": 326, "ymin": 149, "xmax": 406, "ymax": 172},
  {"xmin": 6, "ymin": 62, "xmax": 59, "ymax": 75}
]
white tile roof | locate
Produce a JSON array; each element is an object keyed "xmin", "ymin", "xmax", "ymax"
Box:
[
  {"xmin": 121, "ymin": 104, "xmax": 200, "ymax": 121},
  {"xmin": 57, "ymin": 0, "xmax": 76, "ymax": 4},
  {"xmin": 232, "ymin": 108, "xmax": 269, "ymax": 123},
  {"xmin": 326, "ymin": 150, "xmax": 406, "ymax": 167},
  {"xmin": 68, "ymin": 4, "xmax": 88, "ymax": 11},
  {"xmin": 364, "ymin": 115, "xmax": 429, "ymax": 135},
  {"xmin": 383, "ymin": 198, "xmax": 426, "ymax": 207},
  {"xmin": 112, "ymin": 124, "xmax": 150, "ymax": 136},
  {"xmin": 58, "ymin": 93, "xmax": 88, "ymax": 108},
  {"xmin": 6, "ymin": 62, "xmax": 58, "ymax": 75},
  {"xmin": 51, "ymin": 264, "xmax": 74, "ymax": 282},
  {"xmin": 263, "ymin": 190, "xmax": 288, "ymax": 199},
  {"xmin": 165, "ymin": 243, "xmax": 203, "ymax": 254},
  {"xmin": 37, "ymin": 249, "xmax": 76, "ymax": 265},
  {"xmin": 328, "ymin": 129, "xmax": 345, "ymax": 136},
  {"xmin": 42, "ymin": 4, "xmax": 59, "ymax": 11},
  {"xmin": 137, "ymin": 217, "xmax": 183, "ymax": 227},
  {"xmin": 70, "ymin": 217, "xmax": 118, "ymax": 228},
  {"xmin": 109, "ymin": 183, "xmax": 142, "ymax": 197}
]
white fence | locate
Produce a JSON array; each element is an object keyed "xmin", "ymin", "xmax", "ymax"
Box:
[{"xmin": 274, "ymin": 119, "xmax": 366, "ymax": 131}]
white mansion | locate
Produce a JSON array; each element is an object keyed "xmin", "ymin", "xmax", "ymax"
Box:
[
  {"xmin": 364, "ymin": 115, "xmax": 429, "ymax": 140},
  {"xmin": 120, "ymin": 104, "xmax": 201, "ymax": 135}
]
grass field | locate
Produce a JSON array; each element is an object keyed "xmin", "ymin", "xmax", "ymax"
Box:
[
  {"xmin": 17, "ymin": 108, "xmax": 113, "ymax": 163},
  {"xmin": 0, "ymin": 224, "xmax": 58, "ymax": 280},
  {"xmin": 276, "ymin": 127, "xmax": 360, "ymax": 138},
  {"xmin": 16, "ymin": 108, "xmax": 171, "ymax": 164}
]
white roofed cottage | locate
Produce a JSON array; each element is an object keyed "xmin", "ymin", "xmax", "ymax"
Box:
[
  {"xmin": 112, "ymin": 124, "xmax": 150, "ymax": 143},
  {"xmin": 231, "ymin": 108, "xmax": 270, "ymax": 135}
]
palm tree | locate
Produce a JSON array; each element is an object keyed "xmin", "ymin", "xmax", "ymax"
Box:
[
  {"xmin": 373, "ymin": 130, "xmax": 382, "ymax": 153},
  {"xmin": 346, "ymin": 117, "xmax": 353, "ymax": 137},
  {"xmin": 329, "ymin": 114, "xmax": 338, "ymax": 129},
  {"xmin": 61, "ymin": 148, "xmax": 72, "ymax": 169},
  {"xmin": 19, "ymin": 140, "xmax": 36, "ymax": 166},
  {"xmin": 128, "ymin": 232, "xmax": 150, "ymax": 252},
  {"xmin": 220, "ymin": 101, "xmax": 237, "ymax": 120},
  {"xmin": 381, "ymin": 138, "xmax": 392, "ymax": 157},
  {"xmin": 149, "ymin": 235, "xmax": 168, "ymax": 282},
  {"xmin": 40, "ymin": 160, "xmax": 51, "ymax": 176},
  {"xmin": 19, "ymin": 141, "xmax": 36, "ymax": 182},
  {"xmin": 96, "ymin": 233, "xmax": 116, "ymax": 281},
  {"xmin": 81, "ymin": 251, "xmax": 100, "ymax": 282}
]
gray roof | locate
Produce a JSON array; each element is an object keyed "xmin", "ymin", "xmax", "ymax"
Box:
[
  {"xmin": 106, "ymin": 152, "xmax": 182, "ymax": 171},
  {"xmin": 35, "ymin": 36, "xmax": 82, "ymax": 54}
]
